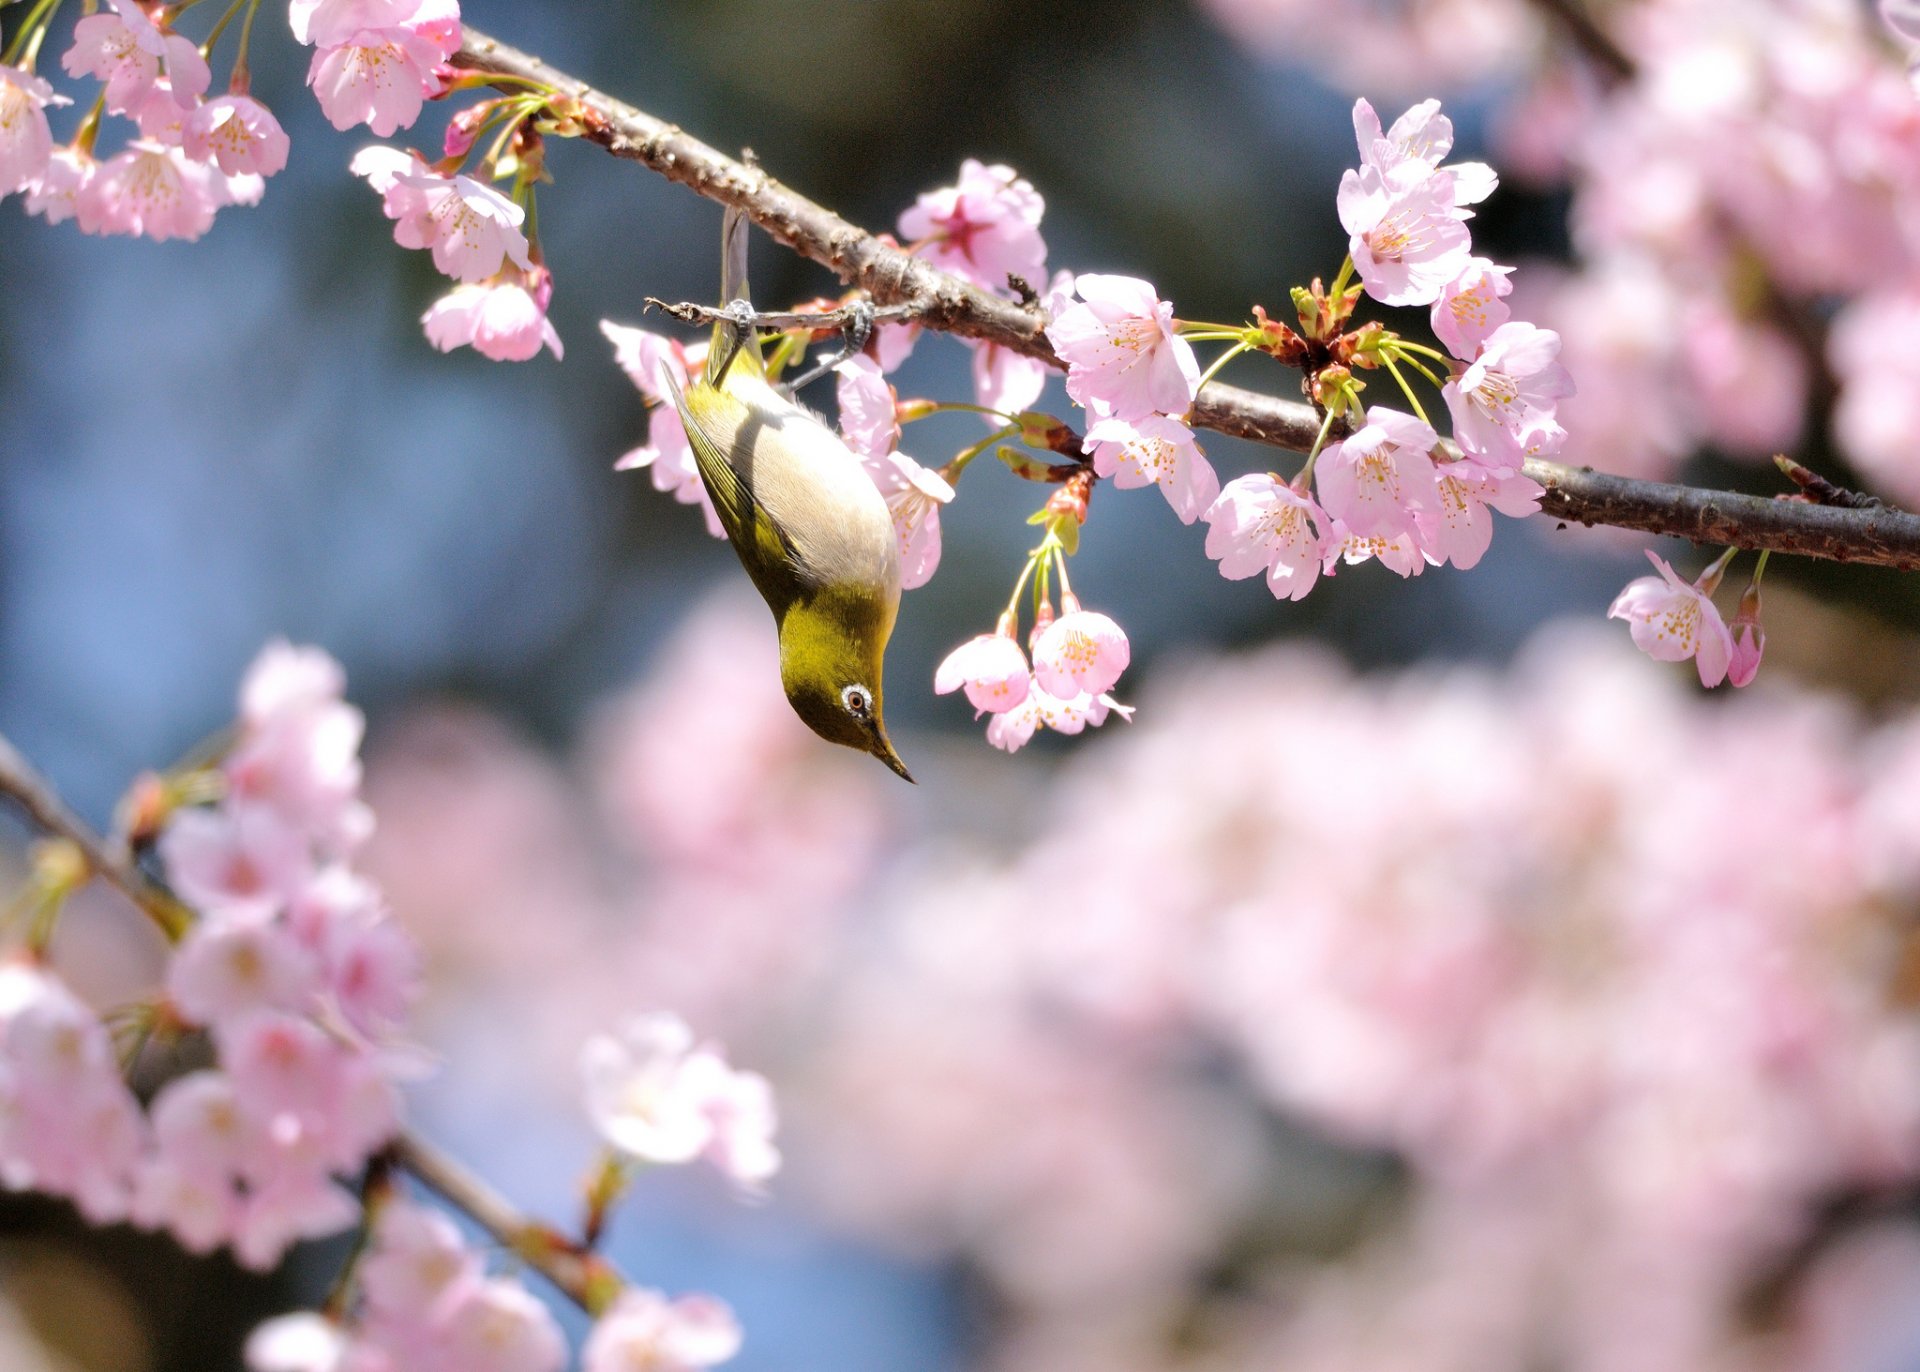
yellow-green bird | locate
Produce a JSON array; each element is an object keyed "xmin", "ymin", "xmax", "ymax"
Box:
[{"xmin": 671, "ymin": 209, "xmax": 913, "ymax": 781}]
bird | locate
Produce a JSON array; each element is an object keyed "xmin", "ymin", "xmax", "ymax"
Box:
[{"xmin": 670, "ymin": 207, "xmax": 914, "ymax": 782}]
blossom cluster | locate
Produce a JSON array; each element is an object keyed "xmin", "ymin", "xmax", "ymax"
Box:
[{"xmin": 246, "ymin": 1201, "xmax": 743, "ymax": 1372}]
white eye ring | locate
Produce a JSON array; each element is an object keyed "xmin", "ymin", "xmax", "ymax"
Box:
[{"xmin": 841, "ymin": 684, "xmax": 872, "ymax": 717}]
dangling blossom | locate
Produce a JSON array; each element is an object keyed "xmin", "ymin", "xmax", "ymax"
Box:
[
  {"xmin": 969, "ymin": 339, "xmax": 1048, "ymax": 418},
  {"xmin": 579, "ymin": 1013, "xmax": 781, "ymax": 1189},
  {"xmin": 184, "ymin": 96, "xmax": 292, "ymax": 179},
  {"xmin": 354, "ymin": 152, "xmax": 532, "ymax": 282},
  {"xmin": 244, "ymin": 1312, "xmax": 352, "ymax": 1372},
  {"xmin": 1351, "ymin": 97, "xmax": 1497, "ymax": 208},
  {"xmin": 836, "ymin": 356, "xmax": 951, "ymax": 589},
  {"xmin": 984, "ymin": 685, "xmax": 1133, "ymax": 754},
  {"xmin": 305, "ymin": 1, "xmax": 460, "ymax": 139},
  {"xmin": 1728, "ymin": 579, "xmax": 1765, "ymax": 688},
  {"xmin": 76, "ymin": 141, "xmax": 222, "ymax": 241},
  {"xmin": 1084, "ymin": 413, "xmax": 1220, "ymax": 523},
  {"xmin": 934, "ymin": 621, "xmax": 1031, "ymax": 715},
  {"xmin": 898, "ymin": 158, "xmax": 1047, "ymax": 296},
  {"xmin": 584, "ymin": 1290, "xmax": 743, "ymax": 1372},
  {"xmin": 225, "ymin": 638, "xmax": 374, "ymax": 854},
  {"xmin": 601, "ymin": 320, "xmax": 724, "ymax": 537},
  {"xmin": 62, "ymin": 0, "xmax": 211, "ymax": 117},
  {"xmin": 1607, "ymin": 551, "xmax": 1736, "ymax": 687},
  {"xmin": 1203, "ymin": 474, "xmax": 1327, "ymax": 601},
  {"xmin": 1431, "ymin": 257, "xmax": 1513, "ymax": 361},
  {"xmin": 0, "ymin": 68, "xmax": 66, "ymax": 198},
  {"xmin": 1314, "ymin": 407, "xmax": 1440, "ymax": 541},
  {"xmin": 1412, "ymin": 454, "xmax": 1541, "ymax": 571},
  {"xmin": 1443, "ymin": 320, "xmax": 1573, "ymax": 466},
  {"xmin": 1031, "ymin": 596, "xmax": 1130, "ymax": 699},
  {"xmin": 1321, "ymin": 520, "xmax": 1428, "ymax": 579},
  {"xmin": 1047, "ymin": 275, "xmax": 1201, "ymax": 421},
  {"xmin": 24, "ymin": 145, "xmax": 96, "ymax": 223},
  {"xmin": 423, "ymin": 265, "xmax": 563, "ymax": 362}
]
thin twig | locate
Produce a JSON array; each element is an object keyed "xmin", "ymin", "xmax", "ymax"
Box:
[
  {"xmin": 0, "ymin": 731, "xmax": 622, "ymax": 1316},
  {"xmin": 452, "ymin": 27, "xmax": 1920, "ymax": 571},
  {"xmin": 1524, "ymin": 0, "xmax": 1636, "ymax": 83}
]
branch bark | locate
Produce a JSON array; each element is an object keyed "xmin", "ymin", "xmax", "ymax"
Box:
[
  {"xmin": 0, "ymin": 733, "xmax": 622, "ymax": 1316},
  {"xmin": 453, "ymin": 28, "xmax": 1920, "ymax": 573}
]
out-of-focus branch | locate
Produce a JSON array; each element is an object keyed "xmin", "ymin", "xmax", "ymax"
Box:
[
  {"xmin": 452, "ymin": 28, "xmax": 1920, "ymax": 571},
  {"xmin": 1525, "ymin": 0, "xmax": 1636, "ymax": 83},
  {"xmin": 0, "ymin": 733, "xmax": 623, "ymax": 1316}
]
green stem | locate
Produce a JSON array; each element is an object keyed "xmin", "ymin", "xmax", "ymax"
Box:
[
  {"xmin": 2, "ymin": 0, "xmax": 63, "ymax": 68},
  {"xmin": 199, "ymin": 0, "xmax": 249, "ymax": 58},
  {"xmin": 1394, "ymin": 340, "xmax": 1453, "ymax": 364},
  {"xmin": 1751, "ymin": 549, "xmax": 1770, "ymax": 584},
  {"xmin": 906, "ymin": 401, "xmax": 1010, "ymax": 424},
  {"xmin": 1388, "ymin": 347, "xmax": 1445, "ymax": 389},
  {"xmin": 947, "ymin": 424, "xmax": 1018, "ymax": 479},
  {"xmin": 1328, "ymin": 255, "xmax": 1356, "ymax": 300},
  {"xmin": 1293, "ymin": 404, "xmax": 1341, "ymax": 493},
  {"xmin": 1190, "ymin": 339, "xmax": 1253, "ymax": 402},
  {"xmin": 1174, "ymin": 320, "xmax": 1247, "ymax": 335},
  {"xmin": 1051, "ymin": 543, "xmax": 1075, "ymax": 602},
  {"xmin": 228, "ymin": 0, "xmax": 263, "ymax": 90},
  {"xmin": 1176, "ymin": 329, "xmax": 1252, "ymax": 342},
  {"xmin": 1382, "ymin": 356, "xmax": 1430, "ymax": 425},
  {"xmin": 1003, "ymin": 551, "xmax": 1041, "ymax": 622}
]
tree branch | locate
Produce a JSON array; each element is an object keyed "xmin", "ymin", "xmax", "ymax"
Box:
[
  {"xmin": 0, "ymin": 733, "xmax": 623, "ymax": 1316},
  {"xmin": 453, "ymin": 28, "xmax": 1920, "ymax": 572}
]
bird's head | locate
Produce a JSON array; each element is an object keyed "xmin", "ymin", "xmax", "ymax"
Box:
[{"xmin": 777, "ymin": 592, "xmax": 914, "ymax": 782}]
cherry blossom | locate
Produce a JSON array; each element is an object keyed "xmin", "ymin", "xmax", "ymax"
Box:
[
  {"xmin": 0, "ymin": 68, "xmax": 65, "ymax": 198},
  {"xmin": 244, "ymin": 1312, "xmax": 355, "ymax": 1372},
  {"xmin": 159, "ymin": 804, "xmax": 315, "ymax": 920},
  {"xmin": 23, "ymin": 145, "xmax": 95, "ymax": 223},
  {"xmin": 970, "ymin": 338, "xmax": 1048, "ymax": 417},
  {"xmin": 898, "ymin": 158, "xmax": 1047, "ymax": 296},
  {"xmin": 167, "ymin": 918, "xmax": 321, "ymax": 1028},
  {"xmin": 584, "ymin": 1290, "xmax": 742, "ymax": 1372},
  {"xmin": 358, "ymin": 158, "xmax": 532, "ymax": 282},
  {"xmin": 1443, "ymin": 320, "xmax": 1573, "ymax": 465},
  {"xmin": 62, "ymin": 0, "xmax": 210, "ymax": 117},
  {"xmin": 1430, "ymin": 257, "xmax": 1513, "ymax": 360},
  {"xmin": 1083, "ymin": 413, "xmax": 1219, "ymax": 524},
  {"xmin": 1314, "ymin": 407, "xmax": 1439, "ymax": 540},
  {"xmin": 1203, "ymin": 474, "xmax": 1326, "ymax": 601},
  {"xmin": 1321, "ymin": 520, "xmax": 1427, "ymax": 578},
  {"xmin": 423, "ymin": 267, "xmax": 564, "ymax": 362},
  {"xmin": 289, "ymin": 0, "xmax": 437, "ymax": 47},
  {"xmin": 1728, "ymin": 580, "xmax": 1765, "ymax": 689},
  {"xmin": 984, "ymin": 685, "xmax": 1134, "ymax": 753},
  {"xmin": 184, "ymin": 97, "xmax": 292, "ymax": 179},
  {"xmin": 1337, "ymin": 163, "xmax": 1473, "ymax": 308},
  {"xmin": 76, "ymin": 142, "xmax": 222, "ymax": 241},
  {"xmin": 1031, "ymin": 598, "xmax": 1130, "ymax": 700},
  {"xmin": 601, "ymin": 321, "xmax": 724, "ymax": 537},
  {"xmin": 1413, "ymin": 454, "xmax": 1541, "ymax": 571},
  {"xmin": 1607, "ymin": 550, "xmax": 1735, "ymax": 687},
  {"xmin": 1352, "ymin": 96, "xmax": 1497, "ymax": 207},
  {"xmin": 934, "ymin": 626, "xmax": 1032, "ymax": 715},
  {"xmin": 1047, "ymin": 275, "xmax": 1200, "ymax": 421},
  {"xmin": 311, "ymin": 28, "xmax": 455, "ymax": 137},
  {"xmin": 835, "ymin": 357, "xmax": 952, "ymax": 588}
]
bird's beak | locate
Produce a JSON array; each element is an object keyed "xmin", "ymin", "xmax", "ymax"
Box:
[{"xmin": 871, "ymin": 730, "xmax": 915, "ymax": 783}]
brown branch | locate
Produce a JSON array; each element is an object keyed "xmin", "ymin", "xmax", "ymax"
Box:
[
  {"xmin": 0, "ymin": 733, "xmax": 623, "ymax": 1316},
  {"xmin": 453, "ymin": 28, "xmax": 1920, "ymax": 572},
  {"xmin": 1524, "ymin": 0, "xmax": 1636, "ymax": 84}
]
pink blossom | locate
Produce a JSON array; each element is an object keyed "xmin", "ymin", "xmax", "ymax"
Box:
[
  {"xmin": 688, "ymin": 1055, "xmax": 781, "ymax": 1188},
  {"xmin": 231, "ymin": 1176, "xmax": 363, "ymax": 1271},
  {"xmin": 984, "ymin": 684, "xmax": 1134, "ymax": 753},
  {"xmin": 289, "ymin": 0, "xmax": 431, "ymax": 47},
  {"xmin": 24, "ymin": 145, "xmax": 95, "ymax": 223},
  {"xmin": 1083, "ymin": 413, "xmax": 1219, "ymax": 524},
  {"xmin": 898, "ymin": 158, "xmax": 1047, "ymax": 296},
  {"xmin": 159, "ymin": 804, "xmax": 313, "ymax": 919},
  {"xmin": 1046, "ymin": 275, "xmax": 1201, "ymax": 421},
  {"xmin": 62, "ymin": 0, "xmax": 210, "ymax": 116},
  {"xmin": 1677, "ymin": 297, "xmax": 1804, "ymax": 458},
  {"xmin": 320, "ymin": 903, "xmax": 421, "ymax": 1038},
  {"xmin": 184, "ymin": 96, "xmax": 292, "ymax": 178},
  {"xmin": 601, "ymin": 321, "xmax": 724, "ymax": 537},
  {"xmin": 835, "ymin": 357, "xmax": 951, "ymax": 588},
  {"xmin": 934, "ymin": 629, "xmax": 1031, "ymax": 715},
  {"xmin": 1431, "ymin": 257, "xmax": 1513, "ymax": 360},
  {"xmin": 0, "ymin": 68, "xmax": 66, "ymax": 197},
  {"xmin": 1337, "ymin": 163, "xmax": 1473, "ymax": 307},
  {"xmin": 360, "ymin": 159, "xmax": 531, "ymax": 282},
  {"xmin": 1443, "ymin": 321, "xmax": 1574, "ymax": 465},
  {"xmin": 168, "ymin": 918, "xmax": 321, "ymax": 1028},
  {"xmin": 1728, "ymin": 582, "xmax": 1764, "ymax": 689},
  {"xmin": 970, "ymin": 339, "xmax": 1048, "ymax": 417},
  {"xmin": 1352, "ymin": 97, "xmax": 1497, "ymax": 207},
  {"xmin": 1202, "ymin": 474, "xmax": 1326, "ymax": 601},
  {"xmin": 423, "ymin": 267, "xmax": 564, "ymax": 362},
  {"xmin": 1321, "ymin": 520, "xmax": 1427, "ymax": 578},
  {"xmin": 359, "ymin": 1201, "xmax": 483, "ymax": 1320},
  {"xmin": 1413, "ymin": 454, "xmax": 1541, "ymax": 571},
  {"xmin": 1032, "ymin": 599, "xmax": 1130, "ymax": 699},
  {"xmin": 310, "ymin": 28, "xmax": 451, "ymax": 137},
  {"xmin": 76, "ymin": 142, "xmax": 222, "ymax": 241},
  {"xmin": 226, "ymin": 642, "xmax": 372, "ymax": 852},
  {"xmin": 1829, "ymin": 289, "xmax": 1920, "ymax": 505},
  {"xmin": 245, "ymin": 1313, "xmax": 355, "ymax": 1372},
  {"xmin": 1607, "ymin": 550, "xmax": 1735, "ymax": 687},
  {"xmin": 584, "ymin": 1291, "xmax": 743, "ymax": 1372},
  {"xmin": 1314, "ymin": 407, "xmax": 1439, "ymax": 540},
  {"xmin": 437, "ymin": 1279, "xmax": 567, "ymax": 1372}
]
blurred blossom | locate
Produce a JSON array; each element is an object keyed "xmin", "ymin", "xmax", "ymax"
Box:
[{"xmin": 1196, "ymin": 0, "xmax": 1541, "ymax": 93}]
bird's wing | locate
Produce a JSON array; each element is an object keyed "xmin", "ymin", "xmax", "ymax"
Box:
[{"xmin": 671, "ymin": 377, "xmax": 798, "ymax": 576}]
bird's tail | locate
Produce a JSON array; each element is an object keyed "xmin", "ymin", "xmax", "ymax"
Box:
[{"xmin": 706, "ymin": 205, "xmax": 764, "ymax": 387}]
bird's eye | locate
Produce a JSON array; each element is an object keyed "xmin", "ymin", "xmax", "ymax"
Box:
[{"xmin": 841, "ymin": 685, "xmax": 872, "ymax": 718}]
